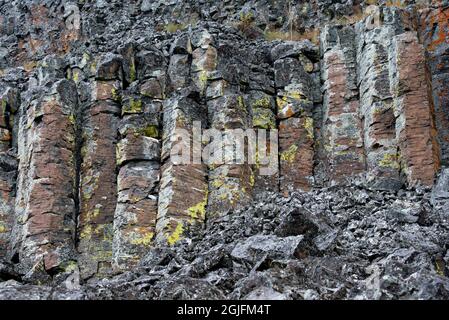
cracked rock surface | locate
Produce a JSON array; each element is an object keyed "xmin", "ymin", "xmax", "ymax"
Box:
[{"xmin": 2, "ymin": 180, "xmax": 449, "ymax": 299}]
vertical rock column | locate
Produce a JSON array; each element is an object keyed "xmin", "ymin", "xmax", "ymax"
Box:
[
  {"xmin": 78, "ymin": 54, "xmax": 122, "ymax": 279},
  {"xmin": 272, "ymin": 44, "xmax": 316, "ymax": 192},
  {"xmin": 419, "ymin": 5, "xmax": 449, "ymax": 165},
  {"xmin": 156, "ymin": 32, "xmax": 208, "ymax": 244},
  {"xmin": 13, "ymin": 79, "xmax": 78, "ymax": 276},
  {"xmin": 390, "ymin": 31, "xmax": 440, "ymax": 186},
  {"xmin": 156, "ymin": 90, "xmax": 208, "ymax": 244},
  {"xmin": 0, "ymin": 88, "xmax": 18, "ymax": 258},
  {"xmin": 356, "ymin": 7, "xmax": 402, "ymax": 190},
  {"xmin": 247, "ymin": 89, "xmax": 278, "ymax": 193},
  {"xmin": 112, "ymin": 47, "xmax": 163, "ymax": 270},
  {"xmin": 321, "ymin": 25, "xmax": 365, "ymax": 185},
  {"xmin": 205, "ymin": 37, "xmax": 254, "ymax": 216}
]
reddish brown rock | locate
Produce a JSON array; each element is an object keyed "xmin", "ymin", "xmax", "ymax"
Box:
[
  {"xmin": 113, "ymin": 161, "xmax": 160, "ymax": 269},
  {"xmin": 78, "ymin": 57, "xmax": 123, "ymax": 279},
  {"xmin": 279, "ymin": 117, "xmax": 314, "ymax": 192},
  {"xmin": 321, "ymin": 25, "xmax": 365, "ymax": 185},
  {"xmin": 78, "ymin": 103, "xmax": 119, "ymax": 279},
  {"xmin": 419, "ymin": 6, "xmax": 449, "ymax": 165},
  {"xmin": 274, "ymin": 47, "xmax": 316, "ymax": 192},
  {"xmin": 157, "ymin": 162, "xmax": 208, "ymax": 244},
  {"xmin": 391, "ymin": 32, "xmax": 440, "ymax": 186},
  {"xmin": 113, "ymin": 87, "xmax": 162, "ymax": 270},
  {"xmin": 206, "ymin": 92, "xmax": 254, "ymax": 216},
  {"xmin": 356, "ymin": 11, "xmax": 403, "ymax": 190},
  {"xmin": 156, "ymin": 91, "xmax": 208, "ymax": 244},
  {"xmin": 12, "ymin": 80, "xmax": 78, "ymax": 274}
]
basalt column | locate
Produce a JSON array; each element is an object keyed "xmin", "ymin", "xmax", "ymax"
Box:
[
  {"xmin": 78, "ymin": 54, "xmax": 122, "ymax": 279},
  {"xmin": 205, "ymin": 35, "xmax": 254, "ymax": 216},
  {"xmin": 390, "ymin": 31, "xmax": 440, "ymax": 186},
  {"xmin": 321, "ymin": 25, "xmax": 365, "ymax": 185},
  {"xmin": 355, "ymin": 6, "xmax": 408, "ymax": 190},
  {"xmin": 156, "ymin": 31, "xmax": 208, "ymax": 245},
  {"xmin": 0, "ymin": 87, "xmax": 18, "ymax": 258},
  {"xmin": 272, "ymin": 43, "xmax": 316, "ymax": 192},
  {"xmin": 246, "ymin": 44, "xmax": 279, "ymax": 194},
  {"xmin": 112, "ymin": 46, "xmax": 163, "ymax": 270},
  {"xmin": 156, "ymin": 90, "xmax": 208, "ymax": 245},
  {"xmin": 419, "ymin": 5, "xmax": 449, "ymax": 165},
  {"xmin": 12, "ymin": 78, "xmax": 78, "ymax": 278}
]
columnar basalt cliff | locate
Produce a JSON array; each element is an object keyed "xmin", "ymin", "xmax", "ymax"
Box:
[{"xmin": 0, "ymin": 0, "xmax": 449, "ymax": 299}]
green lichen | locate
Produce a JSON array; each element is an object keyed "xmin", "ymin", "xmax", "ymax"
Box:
[
  {"xmin": 237, "ymin": 95, "xmax": 246, "ymax": 111},
  {"xmin": 123, "ymin": 98, "xmax": 142, "ymax": 115},
  {"xmin": 68, "ymin": 114, "xmax": 76, "ymax": 125},
  {"xmin": 72, "ymin": 70, "xmax": 79, "ymax": 82},
  {"xmin": 253, "ymin": 108, "xmax": 276, "ymax": 129},
  {"xmin": 379, "ymin": 153, "xmax": 400, "ymax": 169},
  {"xmin": 212, "ymin": 178, "xmax": 224, "ymax": 189},
  {"xmin": 187, "ymin": 190, "xmax": 208, "ymax": 220},
  {"xmin": 249, "ymin": 173, "xmax": 255, "ymax": 187},
  {"xmin": 198, "ymin": 71, "xmax": 208, "ymax": 90},
  {"xmin": 304, "ymin": 117, "xmax": 314, "ymax": 139},
  {"xmin": 252, "ymin": 96, "xmax": 271, "ymax": 109},
  {"xmin": 79, "ymin": 225, "xmax": 92, "ymax": 239},
  {"xmin": 142, "ymin": 125, "xmax": 159, "ymax": 138},
  {"xmin": 111, "ymin": 88, "xmax": 121, "ymax": 103},
  {"xmin": 61, "ymin": 261, "xmax": 78, "ymax": 273},
  {"xmin": 239, "ymin": 11, "xmax": 254, "ymax": 23},
  {"xmin": 129, "ymin": 60, "xmax": 137, "ymax": 83},
  {"xmin": 167, "ymin": 222, "xmax": 184, "ymax": 245},
  {"xmin": 281, "ymin": 144, "xmax": 298, "ymax": 163},
  {"xmin": 131, "ymin": 231, "xmax": 154, "ymax": 246}
]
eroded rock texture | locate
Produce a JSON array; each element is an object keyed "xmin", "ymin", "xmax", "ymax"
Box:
[{"xmin": 0, "ymin": 0, "xmax": 448, "ymax": 299}]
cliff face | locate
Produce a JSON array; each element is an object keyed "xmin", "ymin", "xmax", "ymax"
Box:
[{"xmin": 0, "ymin": 0, "xmax": 449, "ymax": 298}]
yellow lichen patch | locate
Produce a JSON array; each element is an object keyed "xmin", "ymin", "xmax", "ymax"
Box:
[
  {"xmin": 379, "ymin": 153, "xmax": 400, "ymax": 169},
  {"xmin": 276, "ymin": 96, "xmax": 288, "ymax": 110},
  {"xmin": 281, "ymin": 144, "xmax": 298, "ymax": 163},
  {"xmin": 237, "ymin": 95, "xmax": 246, "ymax": 111},
  {"xmin": 68, "ymin": 114, "xmax": 76, "ymax": 125},
  {"xmin": 0, "ymin": 223, "xmax": 6, "ymax": 233},
  {"xmin": 187, "ymin": 191, "xmax": 208, "ymax": 221},
  {"xmin": 167, "ymin": 222, "xmax": 184, "ymax": 246},
  {"xmin": 131, "ymin": 231, "xmax": 154, "ymax": 246},
  {"xmin": 197, "ymin": 71, "xmax": 208, "ymax": 91},
  {"xmin": 252, "ymin": 96, "xmax": 271, "ymax": 109},
  {"xmin": 122, "ymin": 98, "xmax": 142, "ymax": 115},
  {"xmin": 79, "ymin": 225, "xmax": 92, "ymax": 239},
  {"xmin": 253, "ymin": 108, "xmax": 276, "ymax": 129},
  {"xmin": 61, "ymin": 260, "xmax": 78, "ymax": 273},
  {"xmin": 129, "ymin": 61, "xmax": 137, "ymax": 82},
  {"xmin": 249, "ymin": 173, "xmax": 255, "ymax": 187},
  {"xmin": 142, "ymin": 125, "xmax": 159, "ymax": 138},
  {"xmin": 72, "ymin": 70, "xmax": 80, "ymax": 82},
  {"xmin": 82, "ymin": 52, "xmax": 90, "ymax": 65},
  {"xmin": 111, "ymin": 88, "xmax": 121, "ymax": 102},
  {"xmin": 304, "ymin": 117, "xmax": 314, "ymax": 139},
  {"xmin": 286, "ymin": 91, "xmax": 305, "ymax": 101}
]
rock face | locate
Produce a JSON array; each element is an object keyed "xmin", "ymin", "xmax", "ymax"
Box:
[{"xmin": 0, "ymin": 0, "xmax": 448, "ymax": 299}]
